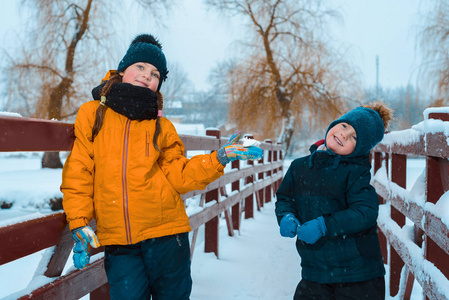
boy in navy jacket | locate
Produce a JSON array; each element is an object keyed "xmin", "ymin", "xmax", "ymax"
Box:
[{"xmin": 275, "ymin": 102, "xmax": 393, "ymax": 300}]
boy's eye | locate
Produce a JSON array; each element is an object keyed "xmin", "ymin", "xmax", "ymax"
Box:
[
  {"xmin": 137, "ymin": 65, "xmax": 144, "ymax": 70},
  {"xmin": 152, "ymin": 73, "xmax": 160, "ymax": 79},
  {"xmin": 353, "ymin": 135, "xmax": 357, "ymax": 141},
  {"xmin": 342, "ymin": 124, "xmax": 347, "ymax": 128}
]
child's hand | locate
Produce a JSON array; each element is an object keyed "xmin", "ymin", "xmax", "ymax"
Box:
[
  {"xmin": 296, "ymin": 216, "xmax": 327, "ymax": 244},
  {"xmin": 224, "ymin": 144, "xmax": 263, "ymax": 161},
  {"xmin": 71, "ymin": 226, "xmax": 100, "ymax": 269},
  {"xmin": 279, "ymin": 213, "xmax": 300, "ymax": 238},
  {"xmin": 217, "ymin": 131, "xmax": 263, "ymax": 165}
]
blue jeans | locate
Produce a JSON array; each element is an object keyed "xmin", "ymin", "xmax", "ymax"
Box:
[{"xmin": 104, "ymin": 233, "xmax": 192, "ymax": 300}]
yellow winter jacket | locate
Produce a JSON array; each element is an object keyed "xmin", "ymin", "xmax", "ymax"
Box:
[{"xmin": 61, "ymin": 93, "xmax": 225, "ymax": 246}]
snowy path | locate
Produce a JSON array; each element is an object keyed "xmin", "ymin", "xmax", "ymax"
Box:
[{"xmin": 190, "ymin": 200, "xmax": 301, "ymax": 300}]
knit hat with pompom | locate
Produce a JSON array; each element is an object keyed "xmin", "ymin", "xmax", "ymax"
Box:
[
  {"xmin": 325, "ymin": 101, "xmax": 393, "ymax": 157},
  {"xmin": 117, "ymin": 34, "xmax": 168, "ymax": 91}
]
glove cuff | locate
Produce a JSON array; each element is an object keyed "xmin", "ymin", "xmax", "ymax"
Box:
[
  {"xmin": 317, "ymin": 216, "xmax": 327, "ymax": 236},
  {"xmin": 217, "ymin": 147, "xmax": 229, "ymax": 166}
]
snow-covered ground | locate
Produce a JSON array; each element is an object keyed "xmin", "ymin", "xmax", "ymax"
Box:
[{"xmin": 0, "ymin": 153, "xmax": 428, "ymax": 299}]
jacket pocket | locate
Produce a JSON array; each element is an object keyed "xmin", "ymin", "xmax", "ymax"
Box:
[{"xmin": 355, "ymin": 227, "xmax": 383, "ymax": 261}]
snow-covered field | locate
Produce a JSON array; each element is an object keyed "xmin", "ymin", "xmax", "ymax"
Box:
[{"xmin": 0, "ymin": 154, "xmax": 428, "ymax": 299}]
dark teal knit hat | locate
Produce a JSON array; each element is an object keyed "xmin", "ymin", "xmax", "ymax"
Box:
[
  {"xmin": 325, "ymin": 106, "xmax": 385, "ymax": 157},
  {"xmin": 117, "ymin": 34, "xmax": 168, "ymax": 91}
]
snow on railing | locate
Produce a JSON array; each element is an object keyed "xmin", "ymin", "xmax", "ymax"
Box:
[
  {"xmin": 0, "ymin": 115, "xmax": 283, "ymax": 300},
  {"xmin": 372, "ymin": 107, "xmax": 449, "ymax": 300}
]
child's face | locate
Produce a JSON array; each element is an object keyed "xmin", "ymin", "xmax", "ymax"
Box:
[
  {"xmin": 326, "ymin": 122, "xmax": 357, "ymax": 155},
  {"xmin": 119, "ymin": 62, "xmax": 160, "ymax": 92}
]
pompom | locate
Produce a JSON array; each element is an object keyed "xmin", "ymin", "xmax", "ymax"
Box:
[
  {"xmin": 131, "ymin": 34, "xmax": 162, "ymax": 50},
  {"xmin": 363, "ymin": 101, "xmax": 394, "ymax": 130}
]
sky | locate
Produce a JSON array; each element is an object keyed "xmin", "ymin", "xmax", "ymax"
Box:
[{"xmin": 0, "ymin": 0, "xmax": 431, "ymax": 94}]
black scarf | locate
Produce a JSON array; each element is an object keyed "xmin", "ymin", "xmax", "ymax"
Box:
[{"xmin": 91, "ymin": 82, "xmax": 158, "ymax": 120}]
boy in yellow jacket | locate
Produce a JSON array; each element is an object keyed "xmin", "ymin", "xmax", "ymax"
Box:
[{"xmin": 61, "ymin": 34, "xmax": 262, "ymax": 300}]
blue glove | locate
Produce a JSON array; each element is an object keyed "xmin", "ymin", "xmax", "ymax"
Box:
[
  {"xmin": 72, "ymin": 226, "xmax": 100, "ymax": 269},
  {"xmin": 216, "ymin": 131, "xmax": 263, "ymax": 165},
  {"xmin": 279, "ymin": 213, "xmax": 300, "ymax": 238},
  {"xmin": 296, "ymin": 216, "xmax": 327, "ymax": 244}
]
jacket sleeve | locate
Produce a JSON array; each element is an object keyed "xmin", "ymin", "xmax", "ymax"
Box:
[
  {"xmin": 275, "ymin": 163, "xmax": 298, "ymax": 225},
  {"xmin": 157, "ymin": 119, "xmax": 225, "ymax": 195},
  {"xmin": 61, "ymin": 103, "xmax": 96, "ymax": 231},
  {"xmin": 323, "ymin": 168, "xmax": 379, "ymax": 238}
]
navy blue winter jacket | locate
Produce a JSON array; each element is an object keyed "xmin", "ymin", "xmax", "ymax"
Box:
[{"xmin": 275, "ymin": 145, "xmax": 385, "ymax": 284}]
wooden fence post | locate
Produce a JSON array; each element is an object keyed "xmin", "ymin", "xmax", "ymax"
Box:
[
  {"xmin": 257, "ymin": 145, "xmax": 265, "ymax": 208},
  {"xmin": 264, "ymin": 139, "xmax": 272, "ymax": 203},
  {"xmin": 275, "ymin": 142, "xmax": 283, "ymax": 192},
  {"xmin": 373, "ymin": 151, "xmax": 388, "ymax": 265},
  {"xmin": 423, "ymin": 112, "xmax": 449, "ymax": 299},
  {"xmin": 244, "ymin": 134, "xmax": 255, "ymax": 219},
  {"xmin": 389, "ymin": 153, "xmax": 406, "ymax": 297},
  {"xmin": 231, "ymin": 141, "xmax": 242, "ymax": 231},
  {"xmin": 205, "ymin": 129, "xmax": 220, "ymax": 257}
]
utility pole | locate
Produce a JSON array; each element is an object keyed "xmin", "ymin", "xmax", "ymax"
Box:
[{"xmin": 376, "ymin": 55, "xmax": 379, "ymax": 99}]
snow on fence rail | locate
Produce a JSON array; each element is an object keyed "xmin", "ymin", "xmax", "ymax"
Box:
[
  {"xmin": 0, "ymin": 115, "xmax": 283, "ymax": 300},
  {"xmin": 371, "ymin": 108, "xmax": 449, "ymax": 300}
]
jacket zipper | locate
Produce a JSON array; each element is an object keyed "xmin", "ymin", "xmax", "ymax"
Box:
[
  {"xmin": 146, "ymin": 131, "xmax": 150, "ymax": 157},
  {"xmin": 122, "ymin": 119, "xmax": 132, "ymax": 244}
]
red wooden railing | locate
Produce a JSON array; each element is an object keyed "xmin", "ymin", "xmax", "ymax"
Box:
[
  {"xmin": 0, "ymin": 115, "xmax": 283, "ymax": 300},
  {"xmin": 372, "ymin": 109, "xmax": 449, "ymax": 300}
]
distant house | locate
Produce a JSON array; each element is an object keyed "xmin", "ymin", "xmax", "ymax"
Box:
[
  {"xmin": 172, "ymin": 122, "xmax": 206, "ymax": 136},
  {"xmin": 164, "ymin": 100, "xmax": 185, "ymax": 123}
]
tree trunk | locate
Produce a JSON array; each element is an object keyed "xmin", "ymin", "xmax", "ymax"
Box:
[
  {"xmin": 41, "ymin": 0, "xmax": 93, "ymax": 169},
  {"xmin": 42, "ymin": 152, "xmax": 63, "ymax": 168},
  {"xmin": 279, "ymin": 113, "xmax": 295, "ymax": 155}
]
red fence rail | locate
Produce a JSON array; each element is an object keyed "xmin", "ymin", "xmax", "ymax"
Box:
[
  {"xmin": 0, "ymin": 115, "xmax": 283, "ymax": 300},
  {"xmin": 372, "ymin": 109, "xmax": 449, "ymax": 300}
]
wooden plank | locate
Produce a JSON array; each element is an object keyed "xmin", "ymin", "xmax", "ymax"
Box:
[
  {"xmin": 426, "ymin": 133, "xmax": 449, "ymax": 158},
  {"xmin": 373, "ymin": 180, "xmax": 424, "ymax": 225},
  {"xmin": 374, "ymin": 132, "xmax": 449, "ymax": 159},
  {"xmin": 0, "ymin": 116, "xmax": 74, "ymax": 152},
  {"xmin": 18, "ymin": 258, "xmax": 107, "ymax": 300},
  {"xmin": 373, "ymin": 180, "xmax": 449, "ymax": 256},
  {"xmin": 180, "ymin": 134, "xmax": 219, "ymax": 151},
  {"xmin": 189, "ymin": 203, "xmax": 220, "ymax": 232},
  {"xmin": 373, "ymin": 135, "xmax": 425, "ymax": 156},
  {"xmin": 180, "ymin": 161, "xmax": 282, "ymax": 200},
  {"xmin": 0, "ymin": 213, "xmax": 66, "ymax": 265},
  {"xmin": 44, "ymin": 225, "xmax": 72, "ymax": 277},
  {"xmin": 188, "ymin": 172, "xmax": 283, "ymax": 230}
]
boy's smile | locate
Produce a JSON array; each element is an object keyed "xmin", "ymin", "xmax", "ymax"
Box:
[{"xmin": 325, "ymin": 122, "xmax": 357, "ymax": 155}]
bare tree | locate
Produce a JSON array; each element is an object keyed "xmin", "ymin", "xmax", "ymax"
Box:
[
  {"xmin": 2, "ymin": 0, "xmax": 175, "ymax": 168},
  {"xmin": 160, "ymin": 62, "xmax": 194, "ymax": 111},
  {"xmin": 205, "ymin": 0, "xmax": 360, "ymax": 153},
  {"xmin": 419, "ymin": 0, "xmax": 449, "ymax": 105}
]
